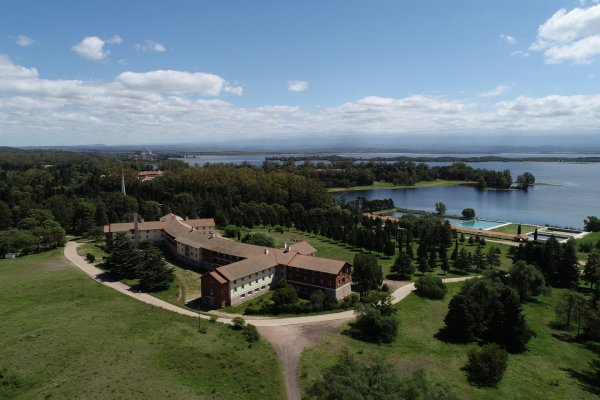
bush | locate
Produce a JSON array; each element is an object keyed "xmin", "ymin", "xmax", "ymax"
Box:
[
  {"xmin": 241, "ymin": 232, "xmax": 275, "ymax": 247},
  {"xmin": 232, "ymin": 316, "xmax": 246, "ymax": 330},
  {"xmin": 223, "ymin": 225, "xmax": 240, "ymax": 238},
  {"xmin": 463, "ymin": 343, "xmax": 508, "ymax": 387},
  {"xmin": 85, "ymin": 253, "xmax": 95, "ymax": 263},
  {"xmin": 353, "ymin": 306, "xmax": 398, "ymax": 343},
  {"xmin": 462, "ymin": 208, "xmax": 476, "ymax": 218},
  {"xmin": 242, "ymin": 324, "xmax": 260, "ymax": 345},
  {"xmin": 272, "ymin": 285, "xmax": 298, "ymax": 306},
  {"xmin": 415, "ymin": 276, "xmax": 447, "ymax": 300}
]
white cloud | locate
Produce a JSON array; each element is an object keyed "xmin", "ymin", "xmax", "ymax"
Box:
[
  {"xmin": 116, "ymin": 70, "xmax": 241, "ymax": 96},
  {"xmin": 72, "ymin": 36, "xmax": 108, "ymax": 60},
  {"xmin": 106, "ymin": 35, "xmax": 123, "ymax": 45},
  {"xmin": 478, "ymin": 85, "xmax": 511, "ymax": 97},
  {"xmin": 135, "ymin": 40, "xmax": 167, "ymax": 52},
  {"xmin": 500, "ymin": 34, "xmax": 516, "ymax": 45},
  {"xmin": 531, "ymin": 4, "xmax": 600, "ymax": 63},
  {"xmin": 15, "ymin": 35, "xmax": 34, "ymax": 47},
  {"xmin": 288, "ymin": 80, "xmax": 309, "ymax": 92},
  {"xmin": 1, "ymin": 54, "xmax": 600, "ymax": 145},
  {"xmin": 510, "ymin": 50, "xmax": 530, "ymax": 58}
]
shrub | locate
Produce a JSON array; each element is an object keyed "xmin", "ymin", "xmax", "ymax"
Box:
[
  {"xmin": 463, "ymin": 343, "xmax": 508, "ymax": 387},
  {"xmin": 85, "ymin": 253, "xmax": 95, "ymax": 263},
  {"xmin": 232, "ymin": 316, "xmax": 246, "ymax": 330},
  {"xmin": 415, "ymin": 276, "xmax": 447, "ymax": 300},
  {"xmin": 462, "ymin": 208, "xmax": 475, "ymax": 218},
  {"xmin": 242, "ymin": 324, "xmax": 260, "ymax": 345},
  {"xmin": 223, "ymin": 225, "xmax": 240, "ymax": 238}
]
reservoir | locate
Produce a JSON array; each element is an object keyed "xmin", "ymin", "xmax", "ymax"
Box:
[{"xmin": 335, "ymin": 161, "xmax": 600, "ymax": 229}]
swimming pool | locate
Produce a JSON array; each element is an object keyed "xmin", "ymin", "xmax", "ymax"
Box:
[{"xmin": 448, "ymin": 218, "xmax": 507, "ymax": 230}]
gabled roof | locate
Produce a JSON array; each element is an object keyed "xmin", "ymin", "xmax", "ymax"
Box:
[
  {"xmin": 103, "ymin": 221, "xmax": 165, "ymax": 234},
  {"xmin": 209, "ymin": 270, "xmax": 229, "ymax": 284},
  {"xmin": 287, "ymin": 254, "xmax": 348, "ymax": 275},
  {"xmin": 186, "ymin": 218, "xmax": 216, "ymax": 228},
  {"xmin": 289, "ymin": 241, "xmax": 317, "ymax": 255},
  {"xmin": 216, "ymin": 254, "xmax": 279, "ymax": 281}
]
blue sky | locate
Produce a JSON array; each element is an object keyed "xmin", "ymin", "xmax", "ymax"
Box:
[{"xmin": 1, "ymin": 0, "xmax": 600, "ymax": 146}]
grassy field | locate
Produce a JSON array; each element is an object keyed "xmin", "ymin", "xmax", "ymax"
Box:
[
  {"xmin": 299, "ymin": 283, "xmax": 599, "ymax": 400},
  {"xmin": 75, "ymin": 240, "xmax": 108, "ymax": 260},
  {"xmin": 328, "ymin": 179, "xmax": 474, "ymax": 192},
  {"xmin": 491, "ymin": 224, "xmax": 539, "ymax": 235},
  {"xmin": 0, "ymin": 249, "xmax": 285, "ymax": 400}
]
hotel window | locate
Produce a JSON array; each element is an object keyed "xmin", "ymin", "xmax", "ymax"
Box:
[{"xmin": 241, "ymin": 293, "xmax": 245, "ymax": 298}]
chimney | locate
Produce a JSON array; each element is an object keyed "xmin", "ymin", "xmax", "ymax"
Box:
[
  {"xmin": 264, "ymin": 248, "xmax": 269, "ymax": 255},
  {"xmin": 283, "ymin": 243, "xmax": 289, "ymax": 253}
]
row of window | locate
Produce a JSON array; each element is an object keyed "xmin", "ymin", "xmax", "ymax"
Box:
[
  {"xmin": 233, "ymin": 275, "xmax": 273, "ymax": 292},
  {"xmin": 239, "ymin": 285, "xmax": 267, "ymax": 298}
]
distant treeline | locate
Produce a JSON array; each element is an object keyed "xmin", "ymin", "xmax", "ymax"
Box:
[
  {"xmin": 267, "ymin": 155, "xmax": 600, "ymax": 163},
  {"xmin": 263, "ymin": 160, "xmax": 531, "ymax": 190}
]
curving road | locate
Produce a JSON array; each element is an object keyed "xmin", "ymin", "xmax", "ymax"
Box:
[{"xmin": 64, "ymin": 241, "xmax": 476, "ymax": 399}]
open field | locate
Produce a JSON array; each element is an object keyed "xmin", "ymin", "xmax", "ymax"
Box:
[
  {"xmin": 299, "ymin": 283, "xmax": 599, "ymax": 400},
  {"xmin": 327, "ymin": 179, "xmax": 474, "ymax": 192},
  {"xmin": 0, "ymin": 249, "xmax": 284, "ymax": 400},
  {"xmin": 491, "ymin": 223, "xmax": 539, "ymax": 235}
]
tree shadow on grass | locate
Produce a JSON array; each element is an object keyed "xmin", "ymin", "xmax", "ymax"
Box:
[
  {"xmin": 561, "ymin": 367, "xmax": 600, "ymax": 396},
  {"xmin": 185, "ymin": 297, "xmax": 214, "ymax": 312},
  {"xmin": 386, "ymin": 273, "xmax": 410, "ymax": 281}
]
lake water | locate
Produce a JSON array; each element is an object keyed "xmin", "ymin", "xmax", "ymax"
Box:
[
  {"xmin": 336, "ymin": 162, "xmax": 600, "ymax": 229},
  {"xmin": 172, "ymin": 154, "xmax": 599, "ymax": 229}
]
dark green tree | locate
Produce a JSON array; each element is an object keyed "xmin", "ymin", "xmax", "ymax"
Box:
[
  {"xmin": 391, "ymin": 252, "xmax": 414, "ymax": 279},
  {"xmin": 352, "ymin": 253, "xmax": 383, "ymax": 292},
  {"xmin": 100, "ymin": 233, "xmax": 141, "ymax": 279},
  {"xmin": 138, "ymin": 246, "xmax": 174, "ymax": 292},
  {"xmin": 464, "ymin": 343, "xmax": 508, "ymax": 387}
]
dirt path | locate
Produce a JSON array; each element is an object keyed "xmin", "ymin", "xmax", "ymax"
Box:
[
  {"xmin": 257, "ymin": 319, "xmax": 352, "ymax": 400},
  {"xmin": 64, "ymin": 241, "xmax": 476, "ymax": 399}
]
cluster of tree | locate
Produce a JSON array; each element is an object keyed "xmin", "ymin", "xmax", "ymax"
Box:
[
  {"xmin": 351, "ymin": 291, "xmax": 399, "ymax": 343},
  {"xmin": 438, "ymin": 274, "xmax": 536, "ymax": 353},
  {"xmin": 241, "ymin": 232, "xmax": 275, "ymax": 247},
  {"xmin": 450, "ymin": 243, "xmax": 501, "ymax": 274},
  {"xmin": 264, "ymin": 159, "xmax": 532, "ymax": 190},
  {"xmin": 305, "ymin": 350, "xmax": 458, "ymax": 400},
  {"xmin": 509, "ymin": 237, "xmax": 579, "ymax": 287},
  {"xmin": 350, "ymin": 197, "xmax": 395, "ymax": 212},
  {"xmin": 585, "ymin": 216, "xmax": 600, "ymax": 232},
  {"xmin": 245, "ymin": 280, "xmax": 358, "ymax": 315},
  {"xmin": 0, "ymin": 209, "xmax": 66, "ymax": 255},
  {"xmin": 515, "ymin": 172, "xmax": 536, "ymax": 190},
  {"xmin": 230, "ymin": 317, "xmax": 260, "ymax": 347},
  {"xmin": 0, "ymin": 150, "xmax": 332, "ymax": 239},
  {"xmin": 554, "ymin": 289, "xmax": 600, "ymax": 339},
  {"xmin": 100, "ymin": 233, "xmax": 174, "ymax": 292}
]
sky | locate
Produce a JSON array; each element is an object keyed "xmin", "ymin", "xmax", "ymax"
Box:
[{"xmin": 1, "ymin": 0, "xmax": 600, "ymax": 147}]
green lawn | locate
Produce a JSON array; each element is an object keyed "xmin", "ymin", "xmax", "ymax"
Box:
[
  {"xmin": 491, "ymin": 224, "xmax": 539, "ymax": 235},
  {"xmin": 0, "ymin": 249, "xmax": 285, "ymax": 400},
  {"xmin": 299, "ymin": 283, "xmax": 599, "ymax": 400},
  {"xmin": 75, "ymin": 240, "xmax": 108, "ymax": 260},
  {"xmin": 328, "ymin": 179, "xmax": 474, "ymax": 192}
]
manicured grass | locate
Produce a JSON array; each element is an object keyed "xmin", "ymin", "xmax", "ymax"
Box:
[
  {"xmin": 299, "ymin": 283, "xmax": 599, "ymax": 400},
  {"xmin": 327, "ymin": 179, "xmax": 474, "ymax": 192},
  {"xmin": 0, "ymin": 249, "xmax": 285, "ymax": 400},
  {"xmin": 491, "ymin": 224, "xmax": 539, "ymax": 235},
  {"xmin": 152, "ymin": 261, "xmax": 202, "ymax": 306},
  {"xmin": 75, "ymin": 240, "xmax": 108, "ymax": 261}
]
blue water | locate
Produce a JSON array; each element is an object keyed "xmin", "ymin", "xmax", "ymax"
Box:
[{"xmin": 336, "ymin": 162, "xmax": 600, "ymax": 229}]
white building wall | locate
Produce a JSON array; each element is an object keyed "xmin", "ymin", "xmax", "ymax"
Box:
[{"xmin": 229, "ymin": 267, "xmax": 277, "ymax": 305}]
